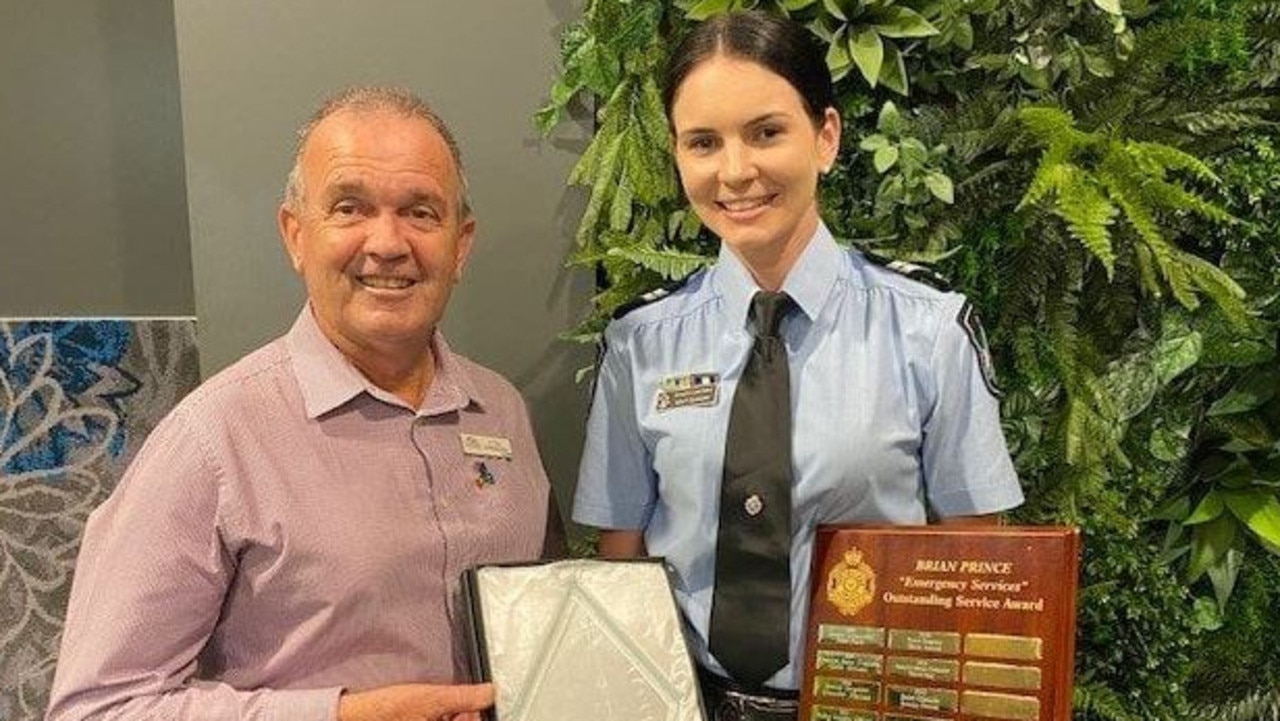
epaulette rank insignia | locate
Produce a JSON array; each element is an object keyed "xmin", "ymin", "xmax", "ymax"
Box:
[
  {"xmin": 610, "ymin": 275, "xmax": 693, "ymax": 320},
  {"xmin": 861, "ymin": 250, "xmax": 952, "ymax": 291}
]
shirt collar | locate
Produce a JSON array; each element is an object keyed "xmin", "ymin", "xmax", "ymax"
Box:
[
  {"xmin": 713, "ymin": 222, "xmax": 842, "ymax": 329},
  {"xmin": 285, "ymin": 306, "xmax": 483, "ymax": 419}
]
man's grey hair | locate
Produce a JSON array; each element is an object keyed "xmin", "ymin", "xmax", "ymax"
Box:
[{"xmin": 283, "ymin": 85, "xmax": 471, "ymax": 216}]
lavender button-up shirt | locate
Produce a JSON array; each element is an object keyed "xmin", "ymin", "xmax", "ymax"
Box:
[{"xmin": 47, "ymin": 308, "xmax": 550, "ymax": 721}]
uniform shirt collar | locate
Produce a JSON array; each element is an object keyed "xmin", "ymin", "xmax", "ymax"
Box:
[
  {"xmin": 285, "ymin": 306, "xmax": 483, "ymax": 419},
  {"xmin": 714, "ymin": 222, "xmax": 842, "ymax": 329}
]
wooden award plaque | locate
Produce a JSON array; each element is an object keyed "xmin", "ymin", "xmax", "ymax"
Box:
[{"xmin": 799, "ymin": 526, "xmax": 1080, "ymax": 721}]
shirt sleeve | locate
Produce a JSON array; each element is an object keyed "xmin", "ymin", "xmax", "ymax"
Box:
[
  {"xmin": 572, "ymin": 327, "xmax": 658, "ymax": 530},
  {"xmin": 920, "ymin": 294, "xmax": 1025, "ymax": 518},
  {"xmin": 45, "ymin": 407, "xmax": 341, "ymax": 721}
]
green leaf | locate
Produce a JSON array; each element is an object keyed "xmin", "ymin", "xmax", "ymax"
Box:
[
  {"xmin": 1152, "ymin": 494, "xmax": 1192, "ymax": 522},
  {"xmin": 1091, "ymin": 0, "xmax": 1122, "ymax": 15},
  {"xmin": 898, "ymin": 138, "xmax": 929, "ymax": 171},
  {"xmin": 1183, "ymin": 490, "xmax": 1224, "ymax": 526},
  {"xmin": 953, "ymin": 16, "xmax": 973, "ymax": 51},
  {"xmin": 849, "ymin": 29, "xmax": 885, "ymax": 86},
  {"xmin": 1079, "ymin": 47, "xmax": 1115, "ymax": 78},
  {"xmin": 877, "ymin": 101, "xmax": 905, "ymax": 135},
  {"xmin": 609, "ymin": 179, "xmax": 634, "ymax": 232},
  {"xmin": 822, "ymin": 0, "xmax": 850, "ymax": 21},
  {"xmin": 1187, "ymin": 513, "xmax": 1237, "ymax": 582},
  {"xmin": 924, "ymin": 172, "xmax": 954, "ymax": 204},
  {"xmin": 1191, "ymin": 594, "xmax": 1223, "ymax": 632},
  {"xmin": 607, "ymin": 245, "xmax": 712, "ymax": 280},
  {"xmin": 1150, "ymin": 426, "xmax": 1190, "ymax": 463},
  {"xmin": 825, "ymin": 27, "xmax": 853, "ymax": 80},
  {"xmin": 874, "ymin": 145, "xmax": 899, "ymax": 173},
  {"xmin": 859, "ymin": 134, "xmax": 890, "ymax": 151},
  {"xmin": 1206, "ymin": 548, "xmax": 1243, "ymax": 611},
  {"xmin": 782, "ymin": 0, "xmax": 818, "ymax": 9},
  {"xmin": 1153, "ymin": 327, "xmax": 1202, "ymax": 385},
  {"xmin": 872, "ymin": 7, "xmax": 940, "ymax": 38},
  {"xmin": 575, "ymin": 132, "xmax": 625, "ymax": 247},
  {"xmin": 1207, "ymin": 368, "xmax": 1280, "ymax": 417},
  {"xmin": 878, "ymin": 42, "xmax": 909, "ymax": 96},
  {"xmin": 683, "ymin": 0, "xmax": 733, "ymax": 21},
  {"xmin": 1221, "ymin": 489, "xmax": 1280, "ymax": 549}
]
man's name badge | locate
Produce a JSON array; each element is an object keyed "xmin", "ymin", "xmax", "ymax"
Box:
[
  {"xmin": 654, "ymin": 372, "xmax": 719, "ymax": 412},
  {"xmin": 460, "ymin": 433, "xmax": 513, "ymax": 459}
]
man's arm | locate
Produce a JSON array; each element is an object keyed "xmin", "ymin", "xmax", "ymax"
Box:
[{"xmin": 46, "ymin": 410, "xmax": 339, "ymax": 721}]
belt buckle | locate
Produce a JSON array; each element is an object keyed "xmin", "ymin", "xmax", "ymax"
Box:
[
  {"xmin": 722, "ymin": 688, "xmax": 796, "ymax": 721},
  {"xmin": 712, "ymin": 696, "xmax": 743, "ymax": 721}
]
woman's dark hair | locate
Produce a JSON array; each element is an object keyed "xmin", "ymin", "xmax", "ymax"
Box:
[{"xmin": 662, "ymin": 10, "xmax": 836, "ymax": 126}]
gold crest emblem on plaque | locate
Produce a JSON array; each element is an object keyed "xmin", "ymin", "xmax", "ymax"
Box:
[{"xmin": 827, "ymin": 547, "xmax": 876, "ymax": 617}]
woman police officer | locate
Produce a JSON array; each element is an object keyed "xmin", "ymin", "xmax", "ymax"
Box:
[{"xmin": 572, "ymin": 11, "xmax": 1022, "ymax": 720}]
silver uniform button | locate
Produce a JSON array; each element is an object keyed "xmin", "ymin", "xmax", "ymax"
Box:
[{"xmin": 744, "ymin": 494, "xmax": 764, "ymax": 516}]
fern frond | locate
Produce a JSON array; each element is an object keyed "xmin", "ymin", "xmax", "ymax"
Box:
[
  {"xmin": 1128, "ymin": 141, "xmax": 1223, "ymax": 185},
  {"xmin": 1017, "ymin": 106, "xmax": 1090, "ymax": 149},
  {"xmin": 1182, "ymin": 253, "xmax": 1253, "ymax": 331},
  {"xmin": 1191, "ymin": 683, "xmax": 1280, "ymax": 721},
  {"xmin": 1170, "ymin": 105, "xmax": 1278, "ymax": 138},
  {"xmin": 1019, "ymin": 158, "xmax": 1071, "ymax": 210},
  {"xmin": 1074, "ymin": 681, "xmax": 1140, "ymax": 721},
  {"xmin": 606, "ymin": 244, "xmax": 711, "ymax": 280},
  {"xmin": 1133, "ymin": 242, "xmax": 1163, "ymax": 299},
  {"xmin": 576, "ymin": 132, "xmax": 626, "ymax": 248},
  {"xmin": 1054, "ymin": 165, "xmax": 1120, "ymax": 275}
]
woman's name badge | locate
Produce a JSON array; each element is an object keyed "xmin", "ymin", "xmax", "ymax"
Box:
[
  {"xmin": 654, "ymin": 372, "xmax": 719, "ymax": 411},
  {"xmin": 460, "ymin": 433, "xmax": 513, "ymax": 459}
]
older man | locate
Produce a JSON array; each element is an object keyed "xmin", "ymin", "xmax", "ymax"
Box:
[{"xmin": 47, "ymin": 87, "xmax": 557, "ymax": 721}]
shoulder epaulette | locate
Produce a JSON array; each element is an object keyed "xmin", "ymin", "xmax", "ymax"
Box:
[
  {"xmin": 610, "ymin": 275, "xmax": 694, "ymax": 320},
  {"xmin": 860, "ymin": 249, "xmax": 952, "ymax": 291}
]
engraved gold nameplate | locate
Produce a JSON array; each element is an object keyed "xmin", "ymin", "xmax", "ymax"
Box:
[
  {"xmin": 813, "ymin": 677, "xmax": 880, "ymax": 704},
  {"xmin": 887, "ymin": 656, "xmax": 959, "ymax": 683},
  {"xmin": 812, "ymin": 707, "xmax": 877, "ymax": 721},
  {"xmin": 799, "ymin": 526, "xmax": 1080, "ymax": 721},
  {"xmin": 815, "ymin": 649, "xmax": 883, "ymax": 674},
  {"xmin": 888, "ymin": 629, "xmax": 961, "ymax": 655},
  {"xmin": 965, "ymin": 633, "xmax": 1044, "ymax": 661},
  {"xmin": 887, "ymin": 685, "xmax": 958, "ymax": 713},
  {"xmin": 818, "ymin": 624, "xmax": 885, "ymax": 647},
  {"xmin": 965, "ymin": 661, "xmax": 1043, "ymax": 690},
  {"xmin": 962, "ymin": 690, "xmax": 1042, "ymax": 720}
]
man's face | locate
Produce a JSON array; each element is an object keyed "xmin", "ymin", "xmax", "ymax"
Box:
[{"xmin": 278, "ymin": 110, "xmax": 474, "ymax": 364}]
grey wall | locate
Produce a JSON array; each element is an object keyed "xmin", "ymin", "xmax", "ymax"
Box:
[
  {"xmin": 173, "ymin": 1, "xmax": 593, "ymax": 502},
  {"xmin": 0, "ymin": 0, "xmax": 194, "ymax": 316}
]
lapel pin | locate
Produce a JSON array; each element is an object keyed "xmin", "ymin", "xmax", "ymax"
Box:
[{"xmin": 474, "ymin": 460, "xmax": 496, "ymax": 489}]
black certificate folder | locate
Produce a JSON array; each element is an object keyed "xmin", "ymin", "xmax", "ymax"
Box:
[{"xmin": 462, "ymin": 558, "xmax": 707, "ymax": 721}]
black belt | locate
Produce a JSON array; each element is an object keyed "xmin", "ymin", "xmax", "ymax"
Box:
[{"xmin": 698, "ymin": 666, "xmax": 799, "ymax": 721}]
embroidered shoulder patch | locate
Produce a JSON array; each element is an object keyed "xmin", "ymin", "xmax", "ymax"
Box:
[{"xmin": 957, "ymin": 301, "xmax": 1002, "ymax": 398}]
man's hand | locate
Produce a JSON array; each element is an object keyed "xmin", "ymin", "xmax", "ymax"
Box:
[{"xmin": 338, "ymin": 682, "xmax": 496, "ymax": 721}]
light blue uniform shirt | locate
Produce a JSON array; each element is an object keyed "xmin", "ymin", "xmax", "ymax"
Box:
[{"xmin": 573, "ymin": 223, "xmax": 1023, "ymax": 689}]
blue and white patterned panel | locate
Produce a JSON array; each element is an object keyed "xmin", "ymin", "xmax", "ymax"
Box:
[{"xmin": 0, "ymin": 319, "xmax": 200, "ymax": 721}]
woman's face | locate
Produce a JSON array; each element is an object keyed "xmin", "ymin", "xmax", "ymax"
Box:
[{"xmin": 670, "ymin": 54, "xmax": 839, "ymax": 268}]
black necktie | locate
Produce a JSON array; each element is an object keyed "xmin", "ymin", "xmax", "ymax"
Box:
[{"xmin": 708, "ymin": 290, "xmax": 795, "ymax": 689}]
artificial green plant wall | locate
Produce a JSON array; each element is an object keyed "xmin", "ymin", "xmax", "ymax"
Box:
[{"xmin": 540, "ymin": 0, "xmax": 1280, "ymax": 718}]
